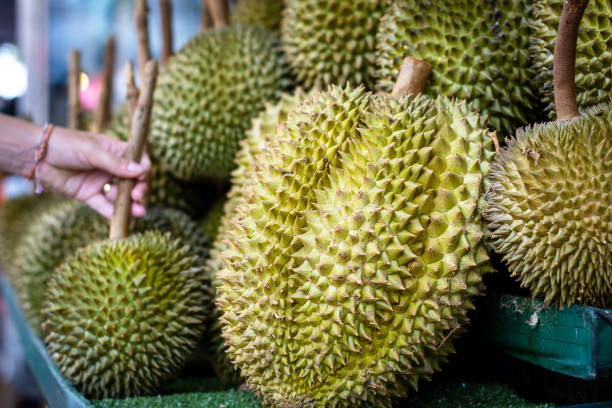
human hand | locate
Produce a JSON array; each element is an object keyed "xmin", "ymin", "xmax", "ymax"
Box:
[{"xmin": 38, "ymin": 126, "xmax": 151, "ymax": 219}]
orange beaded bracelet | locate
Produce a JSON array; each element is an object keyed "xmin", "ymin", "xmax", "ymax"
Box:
[{"xmin": 26, "ymin": 122, "xmax": 54, "ymax": 194}]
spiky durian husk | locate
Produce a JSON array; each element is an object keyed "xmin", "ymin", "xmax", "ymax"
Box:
[
  {"xmin": 232, "ymin": 0, "xmax": 284, "ymax": 32},
  {"xmin": 484, "ymin": 102, "xmax": 612, "ymax": 308},
  {"xmin": 204, "ymin": 90, "xmax": 308, "ymax": 386},
  {"xmin": 281, "ymin": 0, "xmax": 386, "ymax": 90},
  {"xmin": 216, "ymin": 85, "xmax": 494, "ymax": 407},
  {"xmin": 200, "ymin": 198, "xmax": 227, "ymax": 242},
  {"xmin": 149, "ymin": 26, "xmax": 291, "ymax": 181},
  {"xmin": 376, "ymin": 0, "xmax": 539, "ymax": 134},
  {"xmin": 530, "ymin": 0, "xmax": 612, "ymax": 118},
  {"xmin": 42, "ymin": 231, "xmax": 209, "ymax": 399}
]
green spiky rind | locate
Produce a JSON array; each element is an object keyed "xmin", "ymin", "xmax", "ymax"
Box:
[
  {"xmin": 217, "ymin": 85, "xmax": 494, "ymax": 408},
  {"xmin": 530, "ymin": 0, "xmax": 612, "ymax": 118},
  {"xmin": 200, "ymin": 198, "xmax": 227, "ymax": 243},
  {"xmin": 484, "ymin": 102, "xmax": 612, "ymax": 308},
  {"xmin": 149, "ymin": 26, "xmax": 291, "ymax": 181},
  {"xmin": 232, "ymin": 0, "xmax": 284, "ymax": 32},
  {"xmin": 376, "ymin": 0, "xmax": 538, "ymax": 134},
  {"xmin": 42, "ymin": 231, "xmax": 208, "ymax": 399},
  {"xmin": 204, "ymin": 90, "xmax": 309, "ymax": 386},
  {"xmin": 281, "ymin": 0, "xmax": 386, "ymax": 90},
  {"xmin": 106, "ymin": 108, "xmax": 210, "ymax": 217}
]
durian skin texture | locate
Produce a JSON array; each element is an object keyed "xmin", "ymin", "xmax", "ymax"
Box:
[
  {"xmin": 217, "ymin": 86, "xmax": 494, "ymax": 407},
  {"xmin": 484, "ymin": 102, "xmax": 612, "ymax": 308},
  {"xmin": 281, "ymin": 0, "xmax": 387, "ymax": 90},
  {"xmin": 232, "ymin": 0, "xmax": 284, "ymax": 33},
  {"xmin": 149, "ymin": 25, "xmax": 291, "ymax": 181},
  {"xmin": 376, "ymin": 0, "xmax": 539, "ymax": 134},
  {"xmin": 42, "ymin": 231, "xmax": 209, "ymax": 399},
  {"xmin": 530, "ymin": 0, "xmax": 612, "ymax": 118}
]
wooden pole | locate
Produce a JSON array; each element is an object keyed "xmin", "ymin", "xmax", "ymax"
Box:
[
  {"xmin": 135, "ymin": 0, "xmax": 151, "ymax": 81},
  {"xmin": 92, "ymin": 36, "xmax": 116, "ymax": 133},
  {"xmin": 109, "ymin": 60, "xmax": 158, "ymax": 240},
  {"xmin": 159, "ymin": 0, "xmax": 173, "ymax": 66},
  {"xmin": 68, "ymin": 50, "xmax": 81, "ymax": 130},
  {"xmin": 391, "ymin": 57, "xmax": 432, "ymax": 99},
  {"xmin": 205, "ymin": 0, "xmax": 229, "ymax": 28}
]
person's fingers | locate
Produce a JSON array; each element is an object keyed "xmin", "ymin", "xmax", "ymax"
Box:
[
  {"xmin": 85, "ymin": 147, "xmax": 149, "ymax": 179},
  {"xmin": 138, "ymin": 154, "xmax": 152, "ymax": 181},
  {"xmin": 131, "ymin": 181, "xmax": 148, "ymax": 202},
  {"xmin": 131, "ymin": 202, "xmax": 146, "ymax": 218},
  {"xmin": 105, "ymin": 184, "xmax": 118, "ymax": 201},
  {"xmin": 95, "ymin": 133, "xmax": 129, "ymax": 157},
  {"xmin": 85, "ymin": 194, "xmax": 115, "ymax": 219}
]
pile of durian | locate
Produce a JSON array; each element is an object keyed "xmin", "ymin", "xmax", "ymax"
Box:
[{"xmin": 0, "ymin": 0, "xmax": 609, "ymax": 406}]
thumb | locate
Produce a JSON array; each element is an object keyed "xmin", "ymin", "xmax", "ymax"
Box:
[{"xmin": 88, "ymin": 148, "xmax": 149, "ymax": 179}]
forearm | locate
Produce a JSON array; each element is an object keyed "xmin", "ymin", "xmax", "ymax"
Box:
[{"xmin": 0, "ymin": 114, "xmax": 39, "ymax": 177}]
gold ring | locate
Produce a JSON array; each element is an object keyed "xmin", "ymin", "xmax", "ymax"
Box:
[{"xmin": 103, "ymin": 183, "xmax": 112, "ymax": 194}]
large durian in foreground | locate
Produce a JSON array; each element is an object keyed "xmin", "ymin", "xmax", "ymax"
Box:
[
  {"xmin": 205, "ymin": 90, "xmax": 308, "ymax": 386},
  {"xmin": 376, "ymin": 0, "xmax": 539, "ymax": 134},
  {"xmin": 149, "ymin": 25, "xmax": 290, "ymax": 181},
  {"xmin": 42, "ymin": 231, "xmax": 208, "ymax": 399},
  {"xmin": 530, "ymin": 0, "xmax": 611, "ymax": 118},
  {"xmin": 217, "ymin": 83, "xmax": 494, "ymax": 407},
  {"xmin": 281, "ymin": 0, "xmax": 387, "ymax": 90},
  {"xmin": 232, "ymin": 0, "xmax": 284, "ymax": 33}
]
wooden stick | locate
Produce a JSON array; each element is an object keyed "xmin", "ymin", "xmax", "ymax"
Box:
[
  {"xmin": 68, "ymin": 50, "xmax": 81, "ymax": 130},
  {"xmin": 160, "ymin": 0, "xmax": 173, "ymax": 66},
  {"xmin": 125, "ymin": 62, "xmax": 140, "ymax": 119},
  {"xmin": 92, "ymin": 36, "xmax": 116, "ymax": 133},
  {"xmin": 109, "ymin": 60, "xmax": 158, "ymax": 240},
  {"xmin": 135, "ymin": 0, "xmax": 152, "ymax": 81},
  {"xmin": 554, "ymin": 0, "xmax": 589, "ymax": 121},
  {"xmin": 391, "ymin": 57, "xmax": 433, "ymax": 99},
  {"xmin": 201, "ymin": 0, "xmax": 213, "ymax": 32},
  {"xmin": 205, "ymin": 0, "xmax": 229, "ymax": 28}
]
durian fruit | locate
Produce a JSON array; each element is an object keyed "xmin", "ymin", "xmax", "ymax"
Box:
[
  {"xmin": 199, "ymin": 197, "xmax": 227, "ymax": 242},
  {"xmin": 281, "ymin": 0, "xmax": 387, "ymax": 90},
  {"xmin": 204, "ymin": 90, "xmax": 308, "ymax": 386},
  {"xmin": 149, "ymin": 25, "xmax": 291, "ymax": 181},
  {"xmin": 42, "ymin": 231, "xmax": 208, "ymax": 399},
  {"xmin": 376, "ymin": 0, "xmax": 539, "ymax": 134},
  {"xmin": 217, "ymin": 84, "xmax": 494, "ymax": 407},
  {"xmin": 232, "ymin": 0, "xmax": 284, "ymax": 33},
  {"xmin": 530, "ymin": 0, "xmax": 611, "ymax": 118},
  {"xmin": 484, "ymin": 0, "xmax": 611, "ymax": 307}
]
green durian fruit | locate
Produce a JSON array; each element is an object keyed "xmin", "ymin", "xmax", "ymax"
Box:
[
  {"xmin": 281, "ymin": 0, "xmax": 387, "ymax": 90},
  {"xmin": 530, "ymin": 0, "xmax": 612, "ymax": 118},
  {"xmin": 376, "ymin": 0, "xmax": 539, "ymax": 134},
  {"xmin": 42, "ymin": 231, "xmax": 209, "ymax": 399},
  {"xmin": 217, "ymin": 85, "xmax": 494, "ymax": 407},
  {"xmin": 205, "ymin": 90, "xmax": 308, "ymax": 386},
  {"xmin": 232, "ymin": 0, "xmax": 284, "ymax": 33},
  {"xmin": 199, "ymin": 198, "xmax": 227, "ymax": 242},
  {"xmin": 484, "ymin": 102, "xmax": 612, "ymax": 307},
  {"xmin": 149, "ymin": 25, "xmax": 291, "ymax": 181}
]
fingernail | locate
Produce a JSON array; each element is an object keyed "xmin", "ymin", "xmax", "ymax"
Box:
[{"xmin": 127, "ymin": 162, "xmax": 142, "ymax": 172}]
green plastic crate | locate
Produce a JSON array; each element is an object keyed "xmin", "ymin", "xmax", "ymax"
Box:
[{"xmin": 477, "ymin": 293, "xmax": 612, "ymax": 380}]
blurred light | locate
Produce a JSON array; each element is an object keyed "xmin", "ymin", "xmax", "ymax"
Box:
[
  {"xmin": 80, "ymin": 72, "xmax": 90, "ymax": 92},
  {"xmin": 0, "ymin": 44, "xmax": 28, "ymax": 100}
]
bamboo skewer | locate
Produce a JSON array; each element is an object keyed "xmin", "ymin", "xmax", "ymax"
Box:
[
  {"xmin": 205, "ymin": 0, "xmax": 230, "ymax": 28},
  {"xmin": 160, "ymin": 0, "xmax": 173, "ymax": 66},
  {"xmin": 68, "ymin": 50, "xmax": 81, "ymax": 130},
  {"xmin": 135, "ymin": 0, "xmax": 152, "ymax": 81},
  {"xmin": 201, "ymin": 0, "xmax": 213, "ymax": 32},
  {"xmin": 92, "ymin": 36, "xmax": 116, "ymax": 133}
]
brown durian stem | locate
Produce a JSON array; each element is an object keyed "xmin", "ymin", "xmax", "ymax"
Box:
[
  {"xmin": 391, "ymin": 57, "xmax": 433, "ymax": 99},
  {"xmin": 160, "ymin": 0, "xmax": 173, "ymax": 66},
  {"xmin": 68, "ymin": 50, "xmax": 81, "ymax": 130},
  {"xmin": 92, "ymin": 37, "xmax": 116, "ymax": 133},
  {"xmin": 205, "ymin": 0, "xmax": 229, "ymax": 28},
  {"xmin": 126, "ymin": 62, "xmax": 140, "ymax": 119},
  {"xmin": 109, "ymin": 60, "xmax": 158, "ymax": 240},
  {"xmin": 135, "ymin": 0, "xmax": 152, "ymax": 81},
  {"xmin": 201, "ymin": 0, "xmax": 214, "ymax": 32},
  {"xmin": 553, "ymin": 0, "xmax": 589, "ymax": 121}
]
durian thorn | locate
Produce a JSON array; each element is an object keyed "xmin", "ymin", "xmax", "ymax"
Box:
[
  {"xmin": 92, "ymin": 36, "xmax": 115, "ymax": 133},
  {"xmin": 110, "ymin": 60, "xmax": 158, "ymax": 240},
  {"xmin": 391, "ymin": 57, "xmax": 432, "ymax": 99},
  {"xmin": 134, "ymin": 0, "xmax": 152, "ymax": 81},
  {"xmin": 159, "ymin": 0, "xmax": 173, "ymax": 66},
  {"xmin": 205, "ymin": 0, "xmax": 230, "ymax": 28},
  {"xmin": 67, "ymin": 50, "xmax": 81, "ymax": 130},
  {"xmin": 200, "ymin": 0, "xmax": 213, "ymax": 32},
  {"xmin": 553, "ymin": 0, "xmax": 589, "ymax": 121}
]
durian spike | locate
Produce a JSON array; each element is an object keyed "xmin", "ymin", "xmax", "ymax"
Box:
[
  {"xmin": 92, "ymin": 36, "xmax": 116, "ymax": 133},
  {"xmin": 391, "ymin": 57, "xmax": 432, "ymax": 99},
  {"xmin": 135, "ymin": 0, "xmax": 152, "ymax": 81},
  {"xmin": 159, "ymin": 0, "xmax": 173, "ymax": 66},
  {"xmin": 205, "ymin": 0, "xmax": 230, "ymax": 27},
  {"xmin": 553, "ymin": 0, "xmax": 589, "ymax": 121},
  {"xmin": 201, "ymin": 0, "xmax": 213, "ymax": 32},
  {"xmin": 110, "ymin": 60, "xmax": 158, "ymax": 240},
  {"xmin": 68, "ymin": 50, "xmax": 81, "ymax": 130},
  {"xmin": 125, "ymin": 62, "xmax": 140, "ymax": 119}
]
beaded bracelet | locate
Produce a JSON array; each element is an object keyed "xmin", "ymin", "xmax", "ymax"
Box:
[{"xmin": 26, "ymin": 122, "xmax": 54, "ymax": 194}]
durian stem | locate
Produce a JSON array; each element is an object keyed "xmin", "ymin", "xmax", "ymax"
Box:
[
  {"xmin": 68, "ymin": 50, "xmax": 81, "ymax": 130},
  {"xmin": 110, "ymin": 61, "xmax": 158, "ymax": 240},
  {"xmin": 205, "ymin": 0, "xmax": 229, "ymax": 28},
  {"xmin": 201, "ymin": 0, "xmax": 213, "ymax": 32},
  {"xmin": 160, "ymin": 0, "xmax": 173, "ymax": 66},
  {"xmin": 135, "ymin": 0, "xmax": 152, "ymax": 81},
  {"xmin": 126, "ymin": 62, "xmax": 140, "ymax": 120},
  {"xmin": 553, "ymin": 0, "xmax": 589, "ymax": 121},
  {"xmin": 391, "ymin": 57, "xmax": 432, "ymax": 99},
  {"xmin": 92, "ymin": 36, "xmax": 116, "ymax": 133}
]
